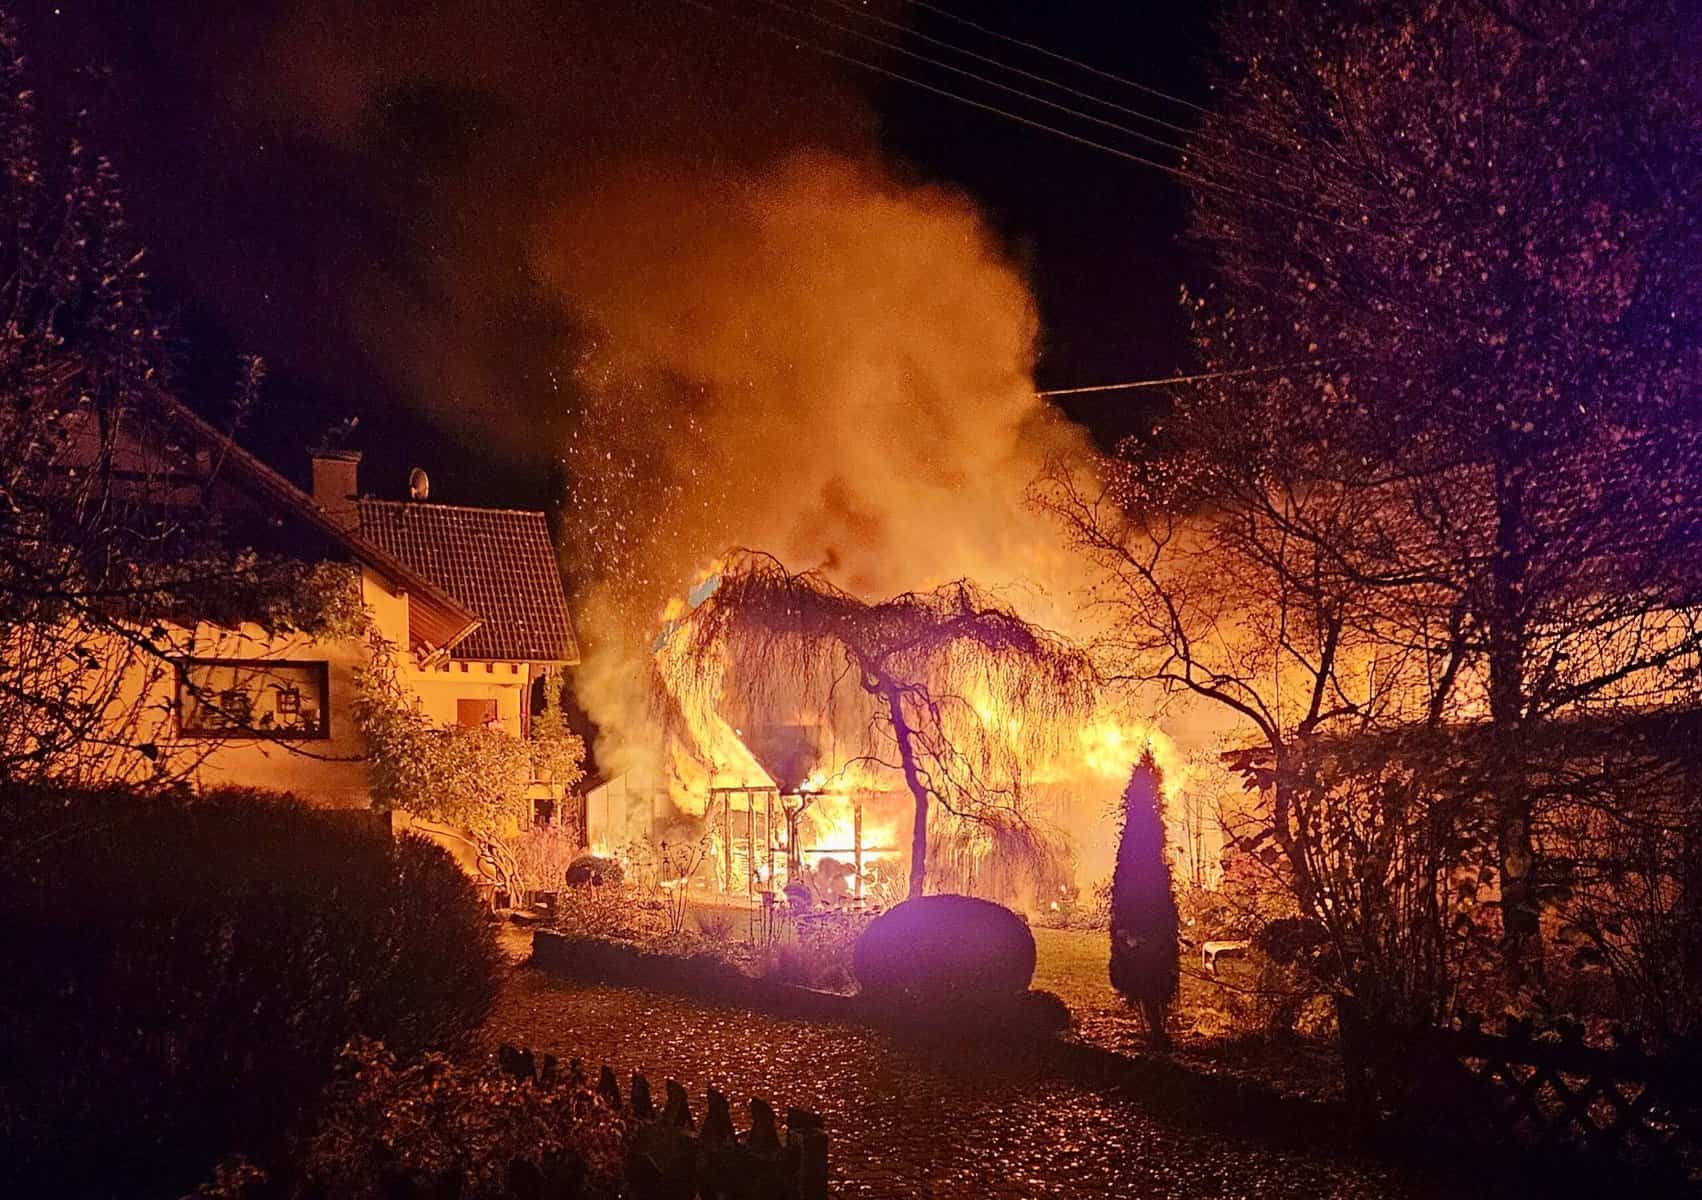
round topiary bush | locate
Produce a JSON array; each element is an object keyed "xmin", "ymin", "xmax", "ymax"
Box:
[
  {"xmin": 852, "ymin": 894, "xmax": 1035, "ymax": 1005},
  {"xmin": 0, "ymin": 785, "xmax": 503, "ymax": 1198}
]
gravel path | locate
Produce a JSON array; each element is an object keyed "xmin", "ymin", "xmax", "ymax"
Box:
[{"xmin": 483, "ymin": 964, "xmax": 1465, "ymax": 1200}]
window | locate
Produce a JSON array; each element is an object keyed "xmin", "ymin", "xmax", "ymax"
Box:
[
  {"xmin": 178, "ymin": 660, "xmax": 330, "ymax": 739},
  {"xmin": 457, "ymin": 698, "xmax": 499, "ymax": 729}
]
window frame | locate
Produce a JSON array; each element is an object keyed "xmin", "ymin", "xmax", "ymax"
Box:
[
  {"xmin": 457, "ymin": 697, "xmax": 500, "ymax": 729},
  {"xmin": 176, "ymin": 657, "xmax": 332, "ymax": 741}
]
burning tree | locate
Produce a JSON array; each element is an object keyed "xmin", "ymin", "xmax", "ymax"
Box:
[
  {"xmin": 1109, "ymin": 749, "xmax": 1179, "ymax": 1046},
  {"xmin": 661, "ymin": 551, "xmax": 1094, "ymax": 899}
]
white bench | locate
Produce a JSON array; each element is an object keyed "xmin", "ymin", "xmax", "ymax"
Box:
[{"xmin": 1201, "ymin": 940, "xmax": 1251, "ymax": 974}]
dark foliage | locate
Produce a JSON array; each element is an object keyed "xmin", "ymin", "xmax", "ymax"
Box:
[
  {"xmin": 775, "ymin": 907, "xmax": 876, "ymax": 992},
  {"xmin": 0, "ymin": 20, "xmax": 364, "ymax": 788},
  {"xmin": 1253, "ymin": 917, "xmax": 1337, "ymax": 978},
  {"xmin": 1109, "ymin": 751, "xmax": 1180, "ymax": 1044},
  {"xmin": 852, "ymin": 893, "xmax": 1035, "ymax": 1003},
  {"xmin": 531, "ymin": 929, "xmax": 746, "ymax": 995},
  {"xmin": 1185, "ymin": 0, "xmax": 1702, "ymax": 989},
  {"xmin": 565, "ymin": 852, "xmax": 626, "ymax": 887},
  {"xmin": 1012, "ymin": 988, "xmax": 1073, "ymax": 1035},
  {"xmin": 0, "ymin": 786, "xmax": 503, "ymax": 1197},
  {"xmin": 278, "ymin": 1039, "xmax": 626, "ymax": 1200},
  {"xmin": 192, "ymin": 1040, "xmax": 832, "ymax": 1200}
]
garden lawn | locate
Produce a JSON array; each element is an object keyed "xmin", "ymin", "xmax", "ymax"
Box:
[
  {"xmin": 1031, "ymin": 928, "xmax": 1122, "ymax": 1011},
  {"xmin": 1031, "ymin": 927, "xmax": 1346, "ymax": 1102}
]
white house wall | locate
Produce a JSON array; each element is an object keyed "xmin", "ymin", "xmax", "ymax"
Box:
[
  {"xmin": 163, "ymin": 566, "xmax": 410, "ymax": 806},
  {"xmin": 120, "ymin": 565, "xmax": 532, "ymax": 808}
]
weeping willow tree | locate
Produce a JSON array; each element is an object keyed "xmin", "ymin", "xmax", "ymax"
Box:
[{"xmin": 661, "ymin": 551, "xmax": 1095, "ymax": 899}]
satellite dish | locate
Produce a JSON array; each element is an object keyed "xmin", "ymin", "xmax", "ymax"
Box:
[{"xmin": 408, "ymin": 467, "xmax": 430, "ymax": 501}]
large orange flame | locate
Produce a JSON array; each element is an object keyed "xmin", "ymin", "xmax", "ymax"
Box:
[{"xmin": 648, "ymin": 564, "xmax": 1214, "ymax": 903}]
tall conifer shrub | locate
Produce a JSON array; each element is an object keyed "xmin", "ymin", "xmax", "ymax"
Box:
[{"xmin": 1109, "ymin": 748, "xmax": 1180, "ymax": 1045}]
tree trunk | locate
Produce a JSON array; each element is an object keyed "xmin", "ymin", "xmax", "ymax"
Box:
[
  {"xmin": 881, "ymin": 683, "xmax": 931, "ymax": 899},
  {"xmin": 1140, "ymin": 997, "xmax": 1172, "ymax": 1049},
  {"xmin": 1489, "ymin": 454, "xmax": 1542, "ymax": 993}
]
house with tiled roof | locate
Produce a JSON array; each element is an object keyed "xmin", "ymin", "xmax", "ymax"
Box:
[
  {"xmin": 300, "ymin": 447, "xmax": 580, "ymax": 776},
  {"xmin": 93, "ymin": 396, "xmax": 579, "ymax": 812}
]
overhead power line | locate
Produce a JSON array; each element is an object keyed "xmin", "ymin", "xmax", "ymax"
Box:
[
  {"xmin": 682, "ymin": 0, "xmax": 1222, "ymax": 186},
  {"xmin": 1037, "ymin": 360, "xmax": 1343, "ymax": 398},
  {"xmin": 897, "ymin": 0, "xmax": 1214, "ymax": 116},
  {"xmin": 753, "ymin": 0, "xmax": 1218, "ymax": 167},
  {"xmin": 778, "ymin": 361, "xmax": 1350, "ymax": 410},
  {"xmin": 679, "ymin": 0, "xmax": 1388, "ymax": 240},
  {"xmin": 813, "ymin": 0, "xmax": 1278, "ymax": 168},
  {"xmin": 889, "ymin": 0, "xmax": 1340, "ymax": 170}
]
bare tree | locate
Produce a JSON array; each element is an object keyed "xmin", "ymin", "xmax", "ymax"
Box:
[
  {"xmin": 660, "ymin": 550, "xmax": 1094, "ymax": 898},
  {"xmin": 1140, "ymin": 0, "xmax": 1701, "ymax": 990},
  {"xmin": 1036, "ymin": 391, "xmax": 1547, "ymax": 1031},
  {"xmin": 0, "ymin": 22, "xmax": 352, "ymax": 788}
]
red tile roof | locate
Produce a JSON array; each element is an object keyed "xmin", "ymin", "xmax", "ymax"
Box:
[{"xmin": 357, "ymin": 500, "xmax": 579, "ymax": 664}]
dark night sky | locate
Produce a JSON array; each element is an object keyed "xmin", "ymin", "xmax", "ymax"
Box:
[{"xmin": 18, "ymin": 0, "xmax": 1214, "ymax": 510}]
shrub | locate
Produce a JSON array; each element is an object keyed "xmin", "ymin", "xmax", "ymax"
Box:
[
  {"xmin": 696, "ymin": 906, "xmax": 738, "ymax": 944},
  {"xmin": 770, "ymin": 908, "xmax": 876, "ymax": 992},
  {"xmin": 293, "ymin": 1040, "xmax": 627, "ymax": 1199},
  {"xmin": 852, "ymin": 894, "xmax": 1035, "ymax": 1003},
  {"xmin": 553, "ymin": 880, "xmax": 666, "ymax": 942},
  {"xmin": 1109, "ymin": 750, "xmax": 1180, "ymax": 1045},
  {"xmin": 1254, "ymin": 916, "xmax": 1337, "ymax": 977},
  {"xmin": 196, "ymin": 1040, "xmax": 831, "ymax": 1200},
  {"xmin": 565, "ymin": 852, "xmax": 625, "ymax": 887},
  {"xmin": 1014, "ymin": 988, "xmax": 1073, "ymax": 1034},
  {"xmin": 510, "ymin": 823, "xmax": 582, "ymax": 894},
  {"xmin": 1182, "ymin": 944, "xmax": 1334, "ymax": 1041},
  {"xmin": 0, "ymin": 786, "xmax": 503, "ymax": 1197},
  {"xmin": 1035, "ymin": 875, "xmax": 1112, "ymax": 930}
]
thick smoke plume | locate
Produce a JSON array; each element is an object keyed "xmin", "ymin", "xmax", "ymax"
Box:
[{"xmin": 540, "ymin": 152, "xmax": 1096, "ymax": 776}]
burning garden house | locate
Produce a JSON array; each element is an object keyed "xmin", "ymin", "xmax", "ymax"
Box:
[
  {"xmin": 586, "ymin": 717, "xmax": 910, "ymax": 907},
  {"xmin": 584, "ymin": 555, "xmax": 1226, "ymax": 913}
]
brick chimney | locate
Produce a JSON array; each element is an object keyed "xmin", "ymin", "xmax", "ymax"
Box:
[{"xmin": 310, "ymin": 447, "xmax": 362, "ymax": 531}]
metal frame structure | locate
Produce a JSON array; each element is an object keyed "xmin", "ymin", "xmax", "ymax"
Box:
[{"xmin": 704, "ymin": 785, "xmax": 890, "ymax": 900}]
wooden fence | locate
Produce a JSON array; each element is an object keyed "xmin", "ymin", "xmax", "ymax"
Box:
[
  {"xmin": 493, "ymin": 1044, "xmax": 830, "ymax": 1200},
  {"xmin": 1347, "ymin": 1013, "xmax": 1701, "ymax": 1186}
]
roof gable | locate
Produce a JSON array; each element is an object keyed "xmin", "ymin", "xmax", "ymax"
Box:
[
  {"xmin": 357, "ymin": 500, "xmax": 579, "ymax": 663},
  {"xmin": 147, "ymin": 395, "xmax": 481, "ymax": 654}
]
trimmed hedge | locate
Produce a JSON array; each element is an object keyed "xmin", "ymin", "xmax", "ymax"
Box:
[
  {"xmin": 530, "ymin": 927, "xmax": 1071, "ymax": 1036},
  {"xmin": 532, "ymin": 928, "xmax": 747, "ymax": 992},
  {"xmin": 0, "ymin": 786, "xmax": 503, "ymax": 1197}
]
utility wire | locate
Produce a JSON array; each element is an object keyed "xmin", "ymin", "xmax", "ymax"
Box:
[
  {"xmin": 1037, "ymin": 360, "xmax": 1343, "ymax": 398},
  {"xmin": 894, "ymin": 0, "xmax": 1320, "ymax": 164},
  {"xmin": 684, "ymin": 0, "xmax": 1229, "ymax": 191},
  {"xmin": 744, "ymin": 361, "xmax": 1348, "ymax": 409},
  {"xmin": 898, "ymin": 0, "xmax": 1214, "ymax": 116},
  {"xmin": 813, "ymin": 0, "xmax": 1283, "ymax": 169},
  {"xmin": 754, "ymin": 0, "xmax": 1214, "ymax": 167},
  {"xmin": 895, "ymin": 0, "xmax": 1301, "ymax": 162},
  {"xmin": 681, "ymin": 0, "xmax": 1391, "ymax": 241}
]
